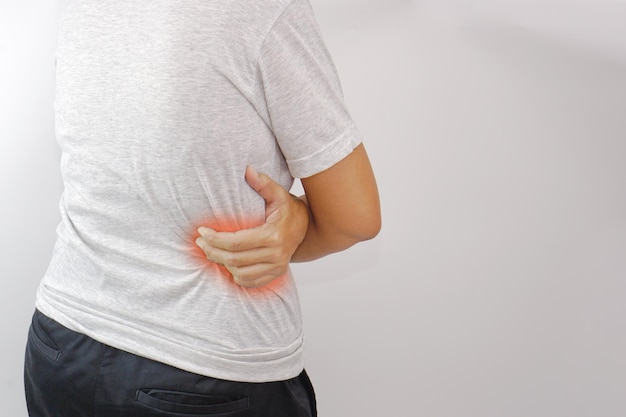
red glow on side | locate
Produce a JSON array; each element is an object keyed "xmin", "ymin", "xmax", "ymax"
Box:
[
  {"xmin": 188, "ymin": 217, "xmax": 261, "ymax": 266},
  {"xmin": 188, "ymin": 216, "xmax": 289, "ymax": 294}
]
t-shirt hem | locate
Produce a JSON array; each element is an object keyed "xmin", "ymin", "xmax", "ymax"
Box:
[
  {"xmin": 35, "ymin": 289, "xmax": 305, "ymax": 383},
  {"xmin": 287, "ymin": 126, "xmax": 363, "ymax": 179}
]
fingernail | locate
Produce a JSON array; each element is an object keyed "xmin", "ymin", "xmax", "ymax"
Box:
[
  {"xmin": 247, "ymin": 165, "xmax": 260, "ymax": 180},
  {"xmin": 198, "ymin": 227, "xmax": 214, "ymax": 237}
]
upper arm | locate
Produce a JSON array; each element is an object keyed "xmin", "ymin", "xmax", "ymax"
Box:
[{"xmin": 301, "ymin": 143, "xmax": 381, "ymax": 241}]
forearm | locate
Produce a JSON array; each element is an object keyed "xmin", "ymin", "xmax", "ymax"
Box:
[
  {"xmin": 290, "ymin": 195, "xmax": 377, "ymax": 263},
  {"xmin": 290, "ymin": 223, "xmax": 360, "ymax": 263},
  {"xmin": 194, "ymin": 150, "xmax": 379, "ymax": 287}
]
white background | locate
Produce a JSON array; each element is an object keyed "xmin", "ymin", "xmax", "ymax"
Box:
[{"xmin": 2, "ymin": 1, "xmax": 626, "ymax": 416}]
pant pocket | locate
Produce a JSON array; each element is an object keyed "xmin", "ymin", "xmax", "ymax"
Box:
[
  {"xmin": 135, "ymin": 389, "xmax": 249, "ymax": 415},
  {"xmin": 27, "ymin": 313, "xmax": 61, "ymax": 361}
]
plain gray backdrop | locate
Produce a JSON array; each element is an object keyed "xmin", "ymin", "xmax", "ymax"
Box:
[{"xmin": 2, "ymin": 0, "xmax": 626, "ymax": 416}]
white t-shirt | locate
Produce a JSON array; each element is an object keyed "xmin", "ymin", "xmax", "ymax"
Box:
[{"xmin": 36, "ymin": 0, "xmax": 362, "ymax": 383}]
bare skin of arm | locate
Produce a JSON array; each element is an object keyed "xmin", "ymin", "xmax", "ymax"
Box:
[
  {"xmin": 195, "ymin": 143, "xmax": 381, "ymax": 288},
  {"xmin": 292, "ymin": 143, "xmax": 380, "ymax": 261}
]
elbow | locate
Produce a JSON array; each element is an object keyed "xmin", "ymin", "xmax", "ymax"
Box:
[
  {"xmin": 313, "ymin": 209, "xmax": 381, "ymax": 250},
  {"xmin": 364, "ymin": 213, "xmax": 382, "ymax": 241},
  {"xmin": 370, "ymin": 215, "xmax": 382, "ymax": 239},
  {"xmin": 344, "ymin": 209, "xmax": 382, "ymax": 243},
  {"xmin": 359, "ymin": 212, "xmax": 382, "ymax": 241}
]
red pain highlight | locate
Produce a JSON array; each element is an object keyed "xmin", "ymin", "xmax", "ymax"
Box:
[{"xmin": 189, "ymin": 216, "xmax": 289, "ymax": 293}]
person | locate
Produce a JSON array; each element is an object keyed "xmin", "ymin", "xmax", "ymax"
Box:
[{"xmin": 24, "ymin": 0, "xmax": 380, "ymax": 416}]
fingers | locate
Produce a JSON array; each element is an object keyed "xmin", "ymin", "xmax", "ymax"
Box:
[
  {"xmin": 195, "ymin": 236, "xmax": 288, "ymax": 288},
  {"xmin": 226, "ymin": 264, "xmax": 288, "ymax": 289},
  {"xmin": 193, "ymin": 167, "xmax": 304, "ymax": 289},
  {"xmin": 244, "ymin": 165, "xmax": 264, "ymax": 194},
  {"xmin": 197, "ymin": 226, "xmax": 276, "ymax": 253},
  {"xmin": 245, "ymin": 165, "xmax": 288, "ymax": 208},
  {"xmin": 195, "ymin": 237, "xmax": 282, "ymax": 269},
  {"xmin": 195, "ymin": 227, "xmax": 288, "ymax": 269}
]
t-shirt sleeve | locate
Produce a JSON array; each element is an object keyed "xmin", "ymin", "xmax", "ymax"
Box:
[{"xmin": 254, "ymin": 0, "xmax": 363, "ymax": 179}]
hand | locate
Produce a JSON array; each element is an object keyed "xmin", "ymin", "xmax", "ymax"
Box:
[{"xmin": 195, "ymin": 166, "xmax": 309, "ymax": 288}]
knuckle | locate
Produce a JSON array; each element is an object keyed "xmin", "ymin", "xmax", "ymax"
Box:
[
  {"xmin": 234, "ymin": 276, "xmax": 253, "ymax": 288},
  {"xmin": 272, "ymin": 249, "xmax": 289, "ymax": 265},
  {"xmin": 237, "ymin": 270, "xmax": 253, "ymax": 281},
  {"xmin": 226, "ymin": 241, "xmax": 242, "ymax": 252},
  {"xmin": 224, "ymin": 254, "xmax": 239, "ymax": 267},
  {"xmin": 266, "ymin": 231, "xmax": 281, "ymax": 247},
  {"xmin": 272, "ymin": 266, "xmax": 287, "ymax": 279},
  {"xmin": 279, "ymin": 248, "xmax": 291, "ymax": 261}
]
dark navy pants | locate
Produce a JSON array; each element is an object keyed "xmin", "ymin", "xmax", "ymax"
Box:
[{"xmin": 24, "ymin": 310, "xmax": 317, "ymax": 417}]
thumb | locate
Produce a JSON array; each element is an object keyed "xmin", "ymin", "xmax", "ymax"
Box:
[{"xmin": 245, "ymin": 166, "xmax": 287, "ymax": 209}]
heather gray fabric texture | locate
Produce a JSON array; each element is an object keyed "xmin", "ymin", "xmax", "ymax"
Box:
[{"xmin": 36, "ymin": 0, "xmax": 362, "ymax": 383}]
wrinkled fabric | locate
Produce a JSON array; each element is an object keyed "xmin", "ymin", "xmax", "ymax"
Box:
[{"xmin": 36, "ymin": 0, "xmax": 361, "ymax": 382}]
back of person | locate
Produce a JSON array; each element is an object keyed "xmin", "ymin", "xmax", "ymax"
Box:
[
  {"xmin": 38, "ymin": 0, "xmax": 361, "ymax": 382},
  {"xmin": 26, "ymin": 0, "xmax": 373, "ymax": 416}
]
